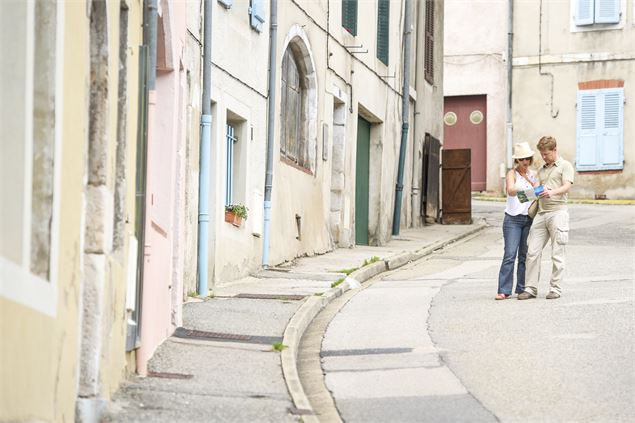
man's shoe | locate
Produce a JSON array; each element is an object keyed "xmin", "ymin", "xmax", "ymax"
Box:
[
  {"xmin": 546, "ymin": 291, "xmax": 561, "ymax": 300},
  {"xmin": 517, "ymin": 292, "xmax": 536, "ymax": 300}
]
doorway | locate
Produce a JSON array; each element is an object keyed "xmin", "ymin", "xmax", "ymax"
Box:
[
  {"xmin": 355, "ymin": 116, "xmax": 371, "ymax": 245},
  {"xmin": 443, "ymin": 95, "xmax": 487, "ymax": 191}
]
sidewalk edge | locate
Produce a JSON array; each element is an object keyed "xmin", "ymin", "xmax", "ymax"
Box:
[{"xmin": 280, "ymin": 221, "xmax": 488, "ymax": 421}]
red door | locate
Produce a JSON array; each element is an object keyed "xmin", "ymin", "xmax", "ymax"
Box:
[{"xmin": 443, "ymin": 95, "xmax": 487, "ymax": 191}]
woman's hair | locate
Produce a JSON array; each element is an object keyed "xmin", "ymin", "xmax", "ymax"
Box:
[{"xmin": 537, "ymin": 136, "xmax": 557, "ymax": 151}]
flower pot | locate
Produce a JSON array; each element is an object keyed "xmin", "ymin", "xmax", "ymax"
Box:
[
  {"xmin": 232, "ymin": 215, "xmax": 242, "ymax": 227},
  {"xmin": 224, "ymin": 211, "xmax": 235, "ymax": 223}
]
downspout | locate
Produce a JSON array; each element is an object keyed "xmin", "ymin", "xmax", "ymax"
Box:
[
  {"xmin": 197, "ymin": 0, "xmax": 213, "ymax": 295},
  {"xmin": 410, "ymin": 0, "xmax": 423, "ymax": 225},
  {"xmin": 262, "ymin": 0, "xmax": 278, "ymax": 268},
  {"xmin": 262, "ymin": 0, "xmax": 278, "ymax": 269},
  {"xmin": 505, "ymin": 0, "xmax": 513, "ymax": 169},
  {"xmin": 392, "ymin": 0, "xmax": 413, "ymax": 236}
]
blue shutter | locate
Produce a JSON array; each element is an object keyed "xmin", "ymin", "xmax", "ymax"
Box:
[
  {"xmin": 342, "ymin": 0, "xmax": 358, "ymax": 35},
  {"xmin": 575, "ymin": 0, "xmax": 595, "ymax": 25},
  {"xmin": 598, "ymin": 89, "xmax": 624, "ymax": 169},
  {"xmin": 249, "ymin": 0, "xmax": 266, "ymax": 33},
  {"xmin": 576, "ymin": 91, "xmax": 599, "ymax": 170},
  {"xmin": 376, "ymin": 0, "xmax": 390, "ymax": 65},
  {"xmin": 595, "ymin": 0, "xmax": 620, "ymax": 23}
]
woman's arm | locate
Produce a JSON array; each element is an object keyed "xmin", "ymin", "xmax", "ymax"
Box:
[{"xmin": 506, "ymin": 169, "xmax": 517, "ymax": 196}]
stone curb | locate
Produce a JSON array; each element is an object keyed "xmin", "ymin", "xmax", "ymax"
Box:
[
  {"xmin": 280, "ymin": 221, "xmax": 488, "ymax": 421},
  {"xmin": 473, "ymin": 195, "xmax": 635, "ymax": 206}
]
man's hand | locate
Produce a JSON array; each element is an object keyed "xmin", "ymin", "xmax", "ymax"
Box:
[{"xmin": 540, "ymin": 186, "xmax": 554, "ymax": 198}]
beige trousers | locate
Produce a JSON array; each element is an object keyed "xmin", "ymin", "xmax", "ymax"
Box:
[{"xmin": 524, "ymin": 209, "xmax": 570, "ymax": 295}]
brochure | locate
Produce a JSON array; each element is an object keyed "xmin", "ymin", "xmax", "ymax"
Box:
[{"xmin": 517, "ymin": 185, "xmax": 544, "ymax": 203}]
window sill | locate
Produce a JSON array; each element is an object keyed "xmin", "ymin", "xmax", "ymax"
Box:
[
  {"xmin": 280, "ymin": 155, "xmax": 314, "ymax": 176},
  {"xmin": 576, "ymin": 169, "xmax": 623, "ymax": 174}
]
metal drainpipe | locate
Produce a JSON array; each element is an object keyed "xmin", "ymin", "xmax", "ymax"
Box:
[
  {"xmin": 197, "ymin": 0, "xmax": 213, "ymax": 295},
  {"xmin": 262, "ymin": 0, "xmax": 278, "ymax": 268},
  {"xmin": 392, "ymin": 0, "xmax": 413, "ymax": 236},
  {"xmin": 506, "ymin": 0, "xmax": 514, "ymax": 169}
]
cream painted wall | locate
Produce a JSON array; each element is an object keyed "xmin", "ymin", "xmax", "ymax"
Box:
[
  {"xmin": 512, "ymin": 0, "xmax": 634, "ymax": 199},
  {"xmin": 443, "ymin": 0, "xmax": 508, "ymax": 192},
  {"xmin": 1, "ymin": 2, "xmax": 87, "ymax": 420}
]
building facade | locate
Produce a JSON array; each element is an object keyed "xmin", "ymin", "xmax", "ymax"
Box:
[
  {"xmin": 208, "ymin": 0, "xmax": 445, "ymax": 286},
  {"xmin": 513, "ymin": 0, "xmax": 633, "ymax": 199}
]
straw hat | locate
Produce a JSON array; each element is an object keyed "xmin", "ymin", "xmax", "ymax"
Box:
[{"xmin": 511, "ymin": 142, "xmax": 535, "ymax": 159}]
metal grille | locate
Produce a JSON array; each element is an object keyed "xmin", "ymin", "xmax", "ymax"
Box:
[
  {"xmin": 234, "ymin": 293, "xmax": 306, "ymax": 301},
  {"xmin": 225, "ymin": 124, "xmax": 237, "ymax": 206}
]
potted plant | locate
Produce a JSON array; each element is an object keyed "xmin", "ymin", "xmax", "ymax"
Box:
[{"xmin": 224, "ymin": 204, "xmax": 248, "ymax": 227}]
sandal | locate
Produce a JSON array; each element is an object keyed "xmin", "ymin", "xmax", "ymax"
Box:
[{"xmin": 495, "ymin": 293, "xmax": 510, "ymax": 300}]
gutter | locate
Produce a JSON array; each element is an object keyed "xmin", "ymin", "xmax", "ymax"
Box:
[{"xmin": 197, "ymin": 0, "xmax": 213, "ymax": 295}]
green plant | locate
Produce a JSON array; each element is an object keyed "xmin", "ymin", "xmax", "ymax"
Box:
[
  {"xmin": 331, "ymin": 277, "xmax": 345, "ymax": 288},
  {"xmin": 335, "ymin": 267, "xmax": 358, "ymax": 276},
  {"xmin": 187, "ymin": 290, "xmax": 198, "ymax": 298},
  {"xmin": 362, "ymin": 256, "xmax": 381, "ymax": 266},
  {"xmin": 225, "ymin": 203, "xmax": 249, "ymax": 219},
  {"xmin": 272, "ymin": 341, "xmax": 288, "ymax": 352}
]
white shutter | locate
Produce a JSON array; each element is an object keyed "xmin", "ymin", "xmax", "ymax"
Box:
[
  {"xmin": 595, "ymin": 0, "xmax": 620, "ymax": 23},
  {"xmin": 575, "ymin": 0, "xmax": 595, "ymax": 25},
  {"xmin": 598, "ymin": 89, "xmax": 624, "ymax": 169},
  {"xmin": 576, "ymin": 91, "xmax": 599, "ymax": 170},
  {"xmin": 249, "ymin": 0, "xmax": 266, "ymax": 33}
]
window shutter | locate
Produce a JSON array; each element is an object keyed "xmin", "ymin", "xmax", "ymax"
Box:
[
  {"xmin": 376, "ymin": 0, "xmax": 390, "ymax": 65},
  {"xmin": 249, "ymin": 0, "xmax": 265, "ymax": 33},
  {"xmin": 424, "ymin": 0, "xmax": 434, "ymax": 83},
  {"xmin": 576, "ymin": 91, "xmax": 599, "ymax": 170},
  {"xmin": 598, "ymin": 89, "xmax": 624, "ymax": 169},
  {"xmin": 595, "ymin": 0, "xmax": 620, "ymax": 23},
  {"xmin": 342, "ymin": 0, "xmax": 358, "ymax": 36},
  {"xmin": 575, "ymin": 0, "xmax": 594, "ymax": 25}
]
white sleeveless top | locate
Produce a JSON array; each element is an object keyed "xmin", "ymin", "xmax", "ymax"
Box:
[{"xmin": 505, "ymin": 170, "xmax": 536, "ymax": 216}]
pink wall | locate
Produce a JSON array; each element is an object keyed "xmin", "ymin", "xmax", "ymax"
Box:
[{"xmin": 137, "ymin": 0, "xmax": 188, "ymax": 375}]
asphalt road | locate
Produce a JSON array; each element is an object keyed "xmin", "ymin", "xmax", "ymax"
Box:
[{"xmin": 320, "ymin": 201, "xmax": 635, "ymax": 422}]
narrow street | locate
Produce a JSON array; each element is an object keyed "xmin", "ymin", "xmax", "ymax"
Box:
[{"xmin": 304, "ymin": 201, "xmax": 635, "ymax": 422}]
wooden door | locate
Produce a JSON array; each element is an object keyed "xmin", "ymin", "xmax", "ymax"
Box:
[
  {"xmin": 355, "ymin": 117, "xmax": 370, "ymax": 245},
  {"xmin": 442, "ymin": 149, "xmax": 472, "ymax": 224},
  {"xmin": 443, "ymin": 95, "xmax": 487, "ymax": 191}
]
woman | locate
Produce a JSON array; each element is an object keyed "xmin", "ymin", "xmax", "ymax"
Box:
[{"xmin": 496, "ymin": 142, "xmax": 538, "ymax": 300}]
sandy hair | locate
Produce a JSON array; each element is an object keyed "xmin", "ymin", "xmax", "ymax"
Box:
[{"xmin": 537, "ymin": 136, "xmax": 557, "ymax": 151}]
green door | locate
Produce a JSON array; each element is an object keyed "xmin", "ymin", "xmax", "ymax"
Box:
[{"xmin": 355, "ymin": 117, "xmax": 371, "ymax": 245}]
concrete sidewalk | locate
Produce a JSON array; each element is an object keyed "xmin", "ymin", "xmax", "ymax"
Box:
[{"xmin": 104, "ymin": 220, "xmax": 486, "ymax": 422}]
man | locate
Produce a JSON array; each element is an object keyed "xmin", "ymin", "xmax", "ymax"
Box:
[{"xmin": 518, "ymin": 136, "xmax": 574, "ymax": 300}]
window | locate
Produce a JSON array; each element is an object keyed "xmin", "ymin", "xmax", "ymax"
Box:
[
  {"xmin": 280, "ymin": 48, "xmax": 310, "ymax": 170},
  {"xmin": 225, "ymin": 114, "xmax": 247, "ymax": 206},
  {"xmin": 225, "ymin": 124, "xmax": 237, "ymax": 206},
  {"xmin": 576, "ymin": 88, "xmax": 624, "ymax": 171},
  {"xmin": 249, "ymin": 0, "xmax": 265, "ymax": 32},
  {"xmin": 574, "ymin": 0, "xmax": 620, "ymax": 25},
  {"xmin": 342, "ymin": 0, "xmax": 358, "ymax": 35},
  {"xmin": 376, "ymin": 0, "xmax": 390, "ymax": 65},
  {"xmin": 0, "ymin": 0, "xmax": 62, "ymax": 316},
  {"xmin": 424, "ymin": 0, "xmax": 435, "ymax": 84}
]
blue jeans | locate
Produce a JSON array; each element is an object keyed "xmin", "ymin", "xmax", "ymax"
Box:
[{"xmin": 497, "ymin": 213, "xmax": 533, "ymax": 295}]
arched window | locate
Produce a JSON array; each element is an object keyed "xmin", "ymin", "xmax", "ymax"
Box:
[{"xmin": 280, "ymin": 47, "xmax": 309, "ymax": 169}]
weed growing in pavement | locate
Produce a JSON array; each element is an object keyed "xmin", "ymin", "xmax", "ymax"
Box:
[
  {"xmin": 187, "ymin": 290, "xmax": 198, "ymax": 297},
  {"xmin": 331, "ymin": 277, "xmax": 345, "ymax": 288},
  {"xmin": 272, "ymin": 342, "xmax": 288, "ymax": 352},
  {"xmin": 313, "ymin": 292, "xmax": 324, "ymax": 296},
  {"xmin": 335, "ymin": 266, "xmax": 358, "ymax": 275},
  {"xmin": 362, "ymin": 256, "xmax": 381, "ymax": 266}
]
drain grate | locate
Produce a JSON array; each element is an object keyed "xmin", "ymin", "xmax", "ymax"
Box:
[
  {"xmin": 234, "ymin": 293, "xmax": 306, "ymax": 301},
  {"xmin": 147, "ymin": 371, "xmax": 193, "ymax": 379},
  {"xmin": 175, "ymin": 327, "xmax": 251, "ymax": 341},
  {"xmin": 173, "ymin": 327, "xmax": 283, "ymax": 345}
]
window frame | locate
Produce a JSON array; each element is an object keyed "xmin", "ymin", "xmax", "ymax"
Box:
[
  {"xmin": 571, "ymin": 0, "xmax": 623, "ymax": 31},
  {"xmin": 0, "ymin": 0, "xmax": 64, "ymax": 317}
]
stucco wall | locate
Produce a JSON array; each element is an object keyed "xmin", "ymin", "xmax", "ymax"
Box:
[{"xmin": 512, "ymin": 0, "xmax": 634, "ymax": 199}]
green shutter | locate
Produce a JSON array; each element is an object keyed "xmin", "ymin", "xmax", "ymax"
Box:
[
  {"xmin": 342, "ymin": 0, "xmax": 358, "ymax": 35},
  {"xmin": 376, "ymin": 0, "xmax": 389, "ymax": 64}
]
